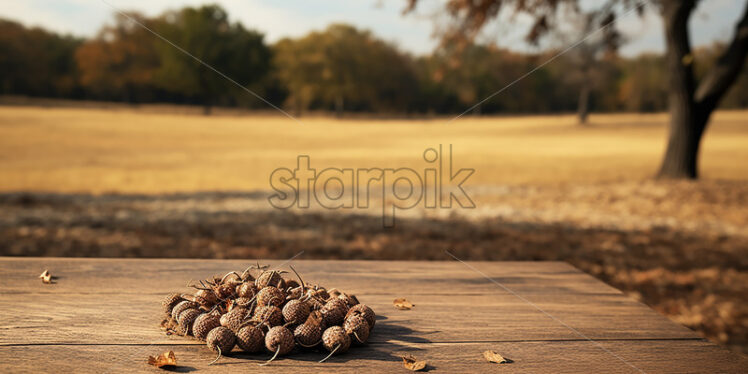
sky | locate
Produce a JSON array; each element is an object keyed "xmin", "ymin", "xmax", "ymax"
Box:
[{"xmin": 1, "ymin": 0, "xmax": 745, "ymax": 57}]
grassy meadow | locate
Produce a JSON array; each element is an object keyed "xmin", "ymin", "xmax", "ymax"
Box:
[{"xmin": 1, "ymin": 106, "xmax": 747, "ymax": 193}]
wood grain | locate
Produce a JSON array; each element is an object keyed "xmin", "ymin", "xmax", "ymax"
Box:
[{"xmin": 0, "ymin": 257, "xmax": 744, "ymax": 373}]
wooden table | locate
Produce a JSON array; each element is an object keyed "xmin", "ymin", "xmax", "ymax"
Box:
[{"xmin": 0, "ymin": 257, "xmax": 745, "ymax": 373}]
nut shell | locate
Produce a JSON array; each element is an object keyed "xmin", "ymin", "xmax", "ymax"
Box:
[
  {"xmin": 252, "ymin": 305, "xmax": 283, "ymax": 327},
  {"xmin": 343, "ymin": 315, "xmax": 370, "ymax": 344},
  {"xmin": 162, "ymin": 293, "xmax": 185, "ymax": 315},
  {"xmin": 346, "ymin": 304, "xmax": 375, "ymax": 330},
  {"xmin": 214, "ymin": 283, "xmax": 237, "ymax": 300},
  {"xmin": 206, "ymin": 326, "xmax": 236, "ymax": 353},
  {"xmin": 194, "ymin": 289, "xmax": 218, "ymax": 308},
  {"xmin": 307, "ymin": 287, "xmax": 329, "ymax": 301},
  {"xmin": 257, "ymin": 286, "xmax": 285, "ymax": 307},
  {"xmin": 320, "ymin": 298, "xmax": 349, "ymax": 326},
  {"xmin": 322, "ymin": 326, "xmax": 351, "ymax": 354},
  {"xmin": 176, "ymin": 308, "xmax": 201, "ymax": 336},
  {"xmin": 236, "ymin": 282, "xmax": 257, "ymax": 299},
  {"xmin": 307, "ymin": 297, "xmax": 324, "ymax": 311},
  {"xmin": 236, "ymin": 325, "xmax": 265, "ymax": 353},
  {"xmin": 171, "ymin": 300, "xmax": 199, "ymax": 320},
  {"xmin": 264, "ymin": 326, "xmax": 294, "ymax": 355},
  {"xmin": 233, "ymin": 297, "xmax": 254, "ymax": 309},
  {"xmin": 236, "ymin": 324, "xmax": 265, "ymax": 353},
  {"xmin": 240, "ymin": 271, "xmax": 255, "ymax": 282},
  {"xmin": 285, "ymin": 286, "xmax": 303, "ymax": 300},
  {"xmin": 285, "ymin": 280, "xmax": 300, "ymax": 289},
  {"xmin": 282, "ymin": 299, "xmax": 311, "ymax": 325},
  {"xmin": 193, "ymin": 313, "xmax": 221, "ymax": 341},
  {"xmin": 255, "ymin": 271, "xmax": 286, "ymax": 289},
  {"xmin": 294, "ymin": 323, "xmax": 322, "ymax": 347},
  {"xmin": 220, "ymin": 307, "xmax": 248, "ymax": 332},
  {"xmin": 338, "ymin": 293, "xmax": 359, "ymax": 307}
]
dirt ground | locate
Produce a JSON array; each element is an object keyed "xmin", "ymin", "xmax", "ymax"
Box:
[{"xmin": 1, "ymin": 179, "xmax": 746, "ymax": 353}]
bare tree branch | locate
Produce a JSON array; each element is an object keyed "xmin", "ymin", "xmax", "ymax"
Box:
[{"xmin": 694, "ymin": 1, "xmax": 748, "ymax": 115}]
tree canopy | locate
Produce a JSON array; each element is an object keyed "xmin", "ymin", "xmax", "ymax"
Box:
[
  {"xmin": 0, "ymin": 19, "xmax": 81, "ymax": 98},
  {"xmin": 0, "ymin": 3, "xmax": 746, "ymax": 118},
  {"xmin": 153, "ymin": 5, "xmax": 271, "ymax": 113},
  {"xmin": 274, "ymin": 24, "xmax": 419, "ymax": 115}
]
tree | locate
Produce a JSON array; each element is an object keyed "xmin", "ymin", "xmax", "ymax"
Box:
[
  {"xmin": 154, "ymin": 5, "xmax": 271, "ymax": 114},
  {"xmin": 554, "ymin": 10, "xmax": 622, "ymax": 124},
  {"xmin": 274, "ymin": 24, "xmax": 419, "ymax": 116},
  {"xmin": 617, "ymin": 53, "xmax": 668, "ymax": 112},
  {"xmin": 423, "ymin": 43, "xmax": 571, "ymax": 114},
  {"xmin": 694, "ymin": 43, "xmax": 748, "ymax": 109},
  {"xmin": 0, "ymin": 19, "xmax": 81, "ymax": 98},
  {"xmin": 75, "ymin": 12, "xmax": 161, "ymax": 102},
  {"xmin": 657, "ymin": 1, "xmax": 748, "ymax": 178},
  {"xmin": 405, "ymin": 0, "xmax": 748, "ymax": 179}
]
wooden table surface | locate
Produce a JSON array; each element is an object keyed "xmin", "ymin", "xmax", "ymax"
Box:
[{"xmin": 0, "ymin": 257, "xmax": 745, "ymax": 373}]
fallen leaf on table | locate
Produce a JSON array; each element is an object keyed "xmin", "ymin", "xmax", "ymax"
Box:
[
  {"xmin": 402, "ymin": 354, "xmax": 427, "ymax": 371},
  {"xmin": 393, "ymin": 298, "xmax": 414, "ymax": 310},
  {"xmin": 483, "ymin": 350, "xmax": 509, "ymax": 364},
  {"xmin": 147, "ymin": 351, "xmax": 177, "ymax": 368},
  {"xmin": 39, "ymin": 269, "xmax": 53, "ymax": 284}
]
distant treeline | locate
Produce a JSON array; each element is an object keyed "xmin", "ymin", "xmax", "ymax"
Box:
[{"xmin": 1, "ymin": 4, "xmax": 746, "ymax": 115}]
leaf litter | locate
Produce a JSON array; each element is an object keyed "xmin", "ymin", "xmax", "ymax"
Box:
[
  {"xmin": 402, "ymin": 354, "xmax": 427, "ymax": 371},
  {"xmin": 393, "ymin": 298, "xmax": 414, "ymax": 310},
  {"xmin": 147, "ymin": 350, "xmax": 177, "ymax": 368}
]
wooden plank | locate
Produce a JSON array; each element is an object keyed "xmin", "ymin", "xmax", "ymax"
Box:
[
  {"xmin": 1, "ymin": 340, "xmax": 745, "ymax": 373},
  {"xmin": 0, "ymin": 293, "xmax": 696, "ymax": 346},
  {"xmin": 0, "ymin": 258, "xmax": 624, "ymax": 295},
  {"xmin": 0, "ymin": 257, "xmax": 744, "ymax": 373}
]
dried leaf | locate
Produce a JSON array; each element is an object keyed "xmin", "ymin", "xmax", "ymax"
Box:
[
  {"xmin": 39, "ymin": 269, "xmax": 52, "ymax": 284},
  {"xmin": 402, "ymin": 354, "xmax": 427, "ymax": 371},
  {"xmin": 147, "ymin": 351, "xmax": 177, "ymax": 368},
  {"xmin": 483, "ymin": 350, "xmax": 509, "ymax": 364},
  {"xmin": 393, "ymin": 298, "xmax": 414, "ymax": 310}
]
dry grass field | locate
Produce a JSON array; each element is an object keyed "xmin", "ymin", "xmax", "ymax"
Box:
[
  {"xmin": 0, "ymin": 106, "xmax": 747, "ymax": 193},
  {"xmin": 0, "ymin": 105, "xmax": 747, "ymax": 353}
]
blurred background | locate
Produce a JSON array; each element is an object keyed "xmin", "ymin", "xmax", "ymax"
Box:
[{"xmin": 0, "ymin": 0, "xmax": 746, "ymax": 354}]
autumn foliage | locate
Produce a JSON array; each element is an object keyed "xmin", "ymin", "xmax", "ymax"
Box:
[{"xmin": 0, "ymin": 4, "xmax": 746, "ymax": 115}]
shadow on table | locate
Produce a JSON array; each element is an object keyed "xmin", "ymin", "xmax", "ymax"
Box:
[
  {"xmin": 214, "ymin": 320, "xmax": 435, "ymax": 367},
  {"xmin": 162, "ymin": 366, "xmax": 198, "ymax": 373}
]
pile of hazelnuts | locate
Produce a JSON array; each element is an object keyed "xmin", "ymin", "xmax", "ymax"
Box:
[{"xmin": 161, "ymin": 264, "xmax": 375, "ymax": 365}]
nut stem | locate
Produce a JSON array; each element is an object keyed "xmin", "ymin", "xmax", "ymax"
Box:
[
  {"xmin": 289, "ymin": 265, "xmax": 306, "ymax": 294},
  {"xmin": 296, "ymin": 339, "xmax": 321, "ymax": 348},
  {"xmin": 259, "ymin": 346, "xmax": 281, "ymax": 366},
  {"xmin": 319, "ymin": 344, "xmax": 341, "ymax": 363},
  {"xmin": 353, "ymin": 331, "xmax": 365, "ymax": 344},
  {"xmin": 208, "ymin": 346, "xmax": 222, "ymax": 365}
]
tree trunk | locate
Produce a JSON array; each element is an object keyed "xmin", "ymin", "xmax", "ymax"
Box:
[
  {"xmin": 657, "ymin": 0, "xmax": 699, "ymax": 179},
  {"xmin": 335, "ymin": 95, "xmax": 344, "ymax": 118},
  {"xmin": 577, "ymin": 82, "xmax": 590, "ymax": 125},
  {"xmin": 657, "ymin": 0, "xmax": 748, "ymax": 179},
  {"xmin": 657, "ymin": 99, "xmax": 707, "ymax": 179},
  {"xmin": 294, "ymin": 94, "xmax": 302, "ymax": 117}
]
